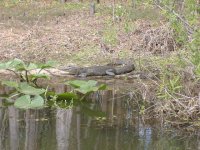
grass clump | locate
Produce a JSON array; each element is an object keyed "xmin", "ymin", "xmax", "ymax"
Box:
[
  {"xmin": 132, "ymin": 48, "xmax": 200, "ymax": 129},
  {"xmin": 102, "ymin": 27, "xmax": 118, "ymax": 46},
  {"xmin": 102, "ymin": 20, "xmax": 118, "ymax": 46},
  {"xmin": 64, "ymin": 2, "xmax": 87, "ymax": 10}
]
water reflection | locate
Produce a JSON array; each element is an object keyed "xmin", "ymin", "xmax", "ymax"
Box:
[
  {"xmin": 8, "ymin": 106, "xmax": 19, "ymax": 150},
  {"xmin": 54, "ymin": 85, "xmax": 72, "ymax": 150},
  {"xmin": 0, "ymin": 84, "xmax": 199, "ymax": 150}
]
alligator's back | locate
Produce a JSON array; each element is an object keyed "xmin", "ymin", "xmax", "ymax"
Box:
[
  {"xmin": 79, "ymin": 66, "xmax": 115, "ymax": 76},
  {"xmin": 62, "ymin": 59, "xmax": 135, "ymax": 76}
]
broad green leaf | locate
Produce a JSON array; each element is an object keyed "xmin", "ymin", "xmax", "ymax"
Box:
[
  {"xmin": 66, "ymin": 80, "xmax": 87, "ymax": 88},
  {"xmin": 66, "ymin": 80, "xmax": 97, "ymax": 88},
  {"xmin": 29, "ymin": 74, "xmax": 50, "ymax": 81},
  {"xmin": 1, "ymin": 81, "xmax": 19, "ymax": 89},
  {"xmin": 26, "ymin": 63, "xmax": 38, "ymax": 70},
  {"xmin": 66, "ymin": 80, "xmax": 106, "ymax": 94},
  {"xmin": 0, "ymin": 59, "xmax": 24, "ymax": 70},
  {"xmin": 76, "ymin": 85, "xmax": 99, "ymax": 94},
  {"xmin": 18, "ymin": 83, "xmax": 45, "ymax": 95},
  {"xmin": 29, "ymin": 95, "xmax": 44, "ymax": 108},
  {"xmin": 2, "ymin": 59, "xmax": 37, "ymax": 71},
  {"xmin": 87, "ymin": 80, "xmax": 98, "ymax": 86},
  {"xmin": 38, "ymin": 61, "xmax": 57, "ymax": 69},
  {"xmin": 14, "ymin": 95, "xmax": 31, "ymax": 109},
  {"xmin": 14, "ymin": 64, "xmax": 27, "ymax": 71},
  {"xmin": 14, "ymin": 95, "xmax": 44, "ymax": 109},
  {"xmin": 9, "ymin": 59, "xmax": 26, "ymax": 70}
]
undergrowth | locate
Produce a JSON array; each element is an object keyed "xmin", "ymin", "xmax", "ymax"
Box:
[
  {"xmin": 134, "ymin": 0, "xmax": 200, "ymax": 129},
  {"xmin": 0, "ymin": 0, "xmax": 200, "ymax": 130}
]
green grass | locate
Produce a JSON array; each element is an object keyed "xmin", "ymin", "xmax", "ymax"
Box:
[
  {"xmin": 123, "ymin": 20, "xmax": 137, "ymax": 33},
  {"xmin": 0, "ymin": 1, "xmax": 89, "ymax": 24},
  {"xmin": 64, "ymin": 2, "xmax": 87, "ymax": 10},
  {"xmin": 96, "ymin": 4, "xmax": 162, "ymax": 22},
  {"xmin": 102, "ymin": 27, "xmax": 118, "ymax": 46},
  {"xmin": 69, "ymin": 45, "xmax": 102, "ymax": 65}
]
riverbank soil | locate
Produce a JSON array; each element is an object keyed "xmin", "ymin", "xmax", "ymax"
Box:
[{"xmin": 0, "ymin": 0, "xmax": 169, "ymax": 65}]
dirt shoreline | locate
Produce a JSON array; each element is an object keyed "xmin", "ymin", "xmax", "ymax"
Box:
[{"xmin": 0, "ymin": 68, "xmax": 158, "ymax": 80}]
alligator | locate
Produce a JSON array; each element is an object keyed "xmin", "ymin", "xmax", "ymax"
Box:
[{"xmin": 61, "ymin": 60, "xmax": 135, "ymax": 77}]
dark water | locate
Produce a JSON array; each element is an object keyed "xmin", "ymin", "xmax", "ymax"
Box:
[{"xmin": 0, "ymin": 81, "xmax": 200, "ymax": 150}]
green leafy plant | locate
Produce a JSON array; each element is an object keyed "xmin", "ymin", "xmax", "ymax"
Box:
[
  {"xmin": 0, "ymin": 59, "xmax": 107, "ymax": 109},
  {"xmin": 1, "ymin": 81, "xmax": 46, "ymax": 109},
  {"xmin": 14, "ymin": 95, "xmax": 44, "ymax": 109},
  {"xmin": 66, "ymin": 80, "xmax": 107, "ymax": 95},
  {"xmin": 1, "ymin": 79, "xmax": 107, "ymax": 109},
  {"xmin": 45, "ymin": 80, "xmax": 107, "ymax": 108},
  {"xmin": 0, "ymin": 58, "xmax": 55, "ymax": 109},
  {"xmin": 66, "ymin": 80, "xmax": 106, "ymax": 101},
  {"xmin": 157, "ymin": 73, "xmax": 182, "ymax": 100},
  {"xmin": 0, "ymin": 58, "xmax": 56, "ymax": 85}
]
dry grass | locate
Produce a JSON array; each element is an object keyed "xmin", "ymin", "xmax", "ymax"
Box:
[
  {"xmin": 142, "ymin": 24, "xmax": 177, "ymax": 55},
  {"xmin": 0, "ymin": 1, "xmax": 166, "ymax": 66}
]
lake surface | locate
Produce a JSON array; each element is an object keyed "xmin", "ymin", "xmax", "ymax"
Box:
[{"xmin": 0, "ymin": 80, "xmax": 200, "ymax": 150}]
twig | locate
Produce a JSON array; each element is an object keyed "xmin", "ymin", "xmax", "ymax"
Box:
[{"xmin": 25, "ymin": 70, "xmax": 29, "ymax": 83}]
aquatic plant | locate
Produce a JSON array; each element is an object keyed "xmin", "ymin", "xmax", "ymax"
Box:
[
  {"xmin": 0, "ymin": 58, "xmax": 56, "ymax": 85},
  {"xmin": 0, "ymin": 72, "xmax": 107, "ymax": 109},
  {"xmin": 66, "ymin": 80, "xmax": 106, "ymax": 95},
  {"xmin": 45, "ymin": 80, "xmax": 107, "ymax": 109},
  {"xmin": 1, "ymin": 81, "xmax": 46, "ymax": 109}
]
